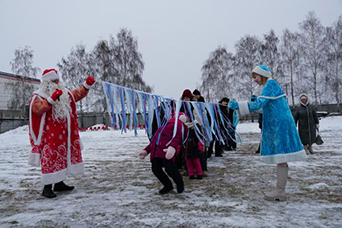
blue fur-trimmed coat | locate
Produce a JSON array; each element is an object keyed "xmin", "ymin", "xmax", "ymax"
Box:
[{"xmin": 238, "ymin": 79, "xmax": 307, "ymax": 164}]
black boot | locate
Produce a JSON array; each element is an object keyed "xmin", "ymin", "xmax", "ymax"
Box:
[
  {"xmin": 42, "ymin": 184, "xmax": 57, "ymax": 198},
  {"xmin": 159, "ymin": 186, "xmax": 173, "ymax": 194},
  {"xmin": 177, "ymin": 182, "xmax": 184, "ymax": 193},
  {"xmin": 53, "ymin": 181, "xmax": 75, "ymax": 192}
]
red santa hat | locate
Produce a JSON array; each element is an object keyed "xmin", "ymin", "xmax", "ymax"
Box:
[{"xmin": 41, "ymin": 69, "xmax": 60, "ymax": 82}]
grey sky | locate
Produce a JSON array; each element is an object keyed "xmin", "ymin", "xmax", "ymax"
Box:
[{"xmin": 1, "ymin": 0, "xmax": 341, "ymax": 99}]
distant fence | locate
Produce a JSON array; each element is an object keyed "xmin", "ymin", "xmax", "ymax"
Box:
[
  {"xmin": 0, "ymin": 110, "xmax": 28, "ymax": 134},
  {"xmin": 1, "ymin": 103, "xmax": 341, "ymax": 133},
  {"xmin": 77, "ymin": 112, "xmax": 145, "ymax": 129}
]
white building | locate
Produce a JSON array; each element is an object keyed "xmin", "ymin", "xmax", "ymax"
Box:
[{"xmin": 0, "ymin": 71, "xmax": 40, "ymax": 110}]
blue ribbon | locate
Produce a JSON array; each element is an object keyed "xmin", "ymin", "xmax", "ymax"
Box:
[{"xmin": 102, "ymin": 81, "xmax": 243, "ymax": 146}]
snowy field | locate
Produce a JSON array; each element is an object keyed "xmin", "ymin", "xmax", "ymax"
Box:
[{"xmin": 0, "ymin": 116, "xmax": 342, "ymax": 228}]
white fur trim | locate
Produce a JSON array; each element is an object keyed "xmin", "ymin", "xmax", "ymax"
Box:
[
  {"xmin": 68, "ymin": 89, "xmax": 76, "ymax": 103},
  {"xmin": 47, "ymin": 97, "xmax": 55, "ymax": 105},
  {"xmin": 33, "ymin": 89, "xmax": 49, "ymax": 98},
  {"xmin": 66, "ymin": 106, "xmax": 72, "ymax": 167},
  {"xmin": 29, "ymin": 95, "xmax": 46, "ymax": 146},
  {"xmin": 259, "ymin": 94, "xmax": 286, "ymax": 100},
  {"xmin": 252, "ymin": 66, "xmax": 272, "ymax": 78},
  {"xmin": 260, "ymin": 150, "xmax": 307, "ymax": 164},
  {"xmin": 41, "ymin": 71, "xmax": 59, "ymax": 82},
  {"xmin": 67, "ymin": 163, "xmax": 85, "ymax": 175},
  {"xmin": 41, "ymin": 163, "xmax": 84, "ymax": 185},
  {"xmin": 83, "ymin": 81, "xmax": 91, "ymax": 90},
  {"xmin": 238, "ymin": 101, "xmax": 250, "ymax": 116},
  {"xmin": 28, "ymin": 153, "xmax": 40, "ymax": 166},
  {"xmin": 42, "ymin": 169, "xmax": 67, "ymax": 185},
  {"xmin": 41, "ymin": 164, "xmax": 85, "ymax": 185},
  {"xmin": 299, "ymin": 93, "xmax": 309, "ymax": 105},
  {"xmin": 80, "ymin": 138, "xmax": 84, "ymax": 150}
]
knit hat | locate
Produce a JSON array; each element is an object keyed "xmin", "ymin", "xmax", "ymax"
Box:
[
  {"xmin": 252, "ymin": 65, "xmax": 272, "ymax": 78},
  {"xmin": 181, "ymin": 89, "xmax": 193, "ymax": 100},
  {"xmin": 219, "ymin": 97, "xmax": 230, "ymax": 103},
  {"xmin": 41, "ymin": 69, "xmax": 60, "ymax": 82},
  {"xmin": 193, "ymin": 89, "xmax": 201, "ymax": 96}
]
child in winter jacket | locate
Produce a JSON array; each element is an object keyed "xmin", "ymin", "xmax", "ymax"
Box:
[
  {"xmin": 185, "ymin": 126, "xmax": 203, "ymax": 179},
  {"xmin": 139, "ymin": 113, "xmax": 188, "ymax": 194}
]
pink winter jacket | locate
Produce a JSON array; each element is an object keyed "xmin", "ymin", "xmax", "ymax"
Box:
[{"xmin": 144, "ymin": 117, "xmax": 187, "ymax": 162}]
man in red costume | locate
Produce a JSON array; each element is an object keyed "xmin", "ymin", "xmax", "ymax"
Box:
[{"xmin": 28, "ymin": 69, "xmax": 95, "ymax": 198}]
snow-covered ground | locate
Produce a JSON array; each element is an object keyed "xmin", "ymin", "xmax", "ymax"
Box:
[{"xmin": 0, "ymin": 116, "xmax": 342, "ymax": 227}]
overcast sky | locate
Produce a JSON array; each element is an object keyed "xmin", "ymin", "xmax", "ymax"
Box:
[{"xmin": 1, "ymin": 0, "xmax": 341, "ymax": 99}]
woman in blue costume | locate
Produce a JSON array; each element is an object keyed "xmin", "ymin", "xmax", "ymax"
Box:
[{"xmin": 229, "ymin": 65, "xmax": 307, "ymax": 201}]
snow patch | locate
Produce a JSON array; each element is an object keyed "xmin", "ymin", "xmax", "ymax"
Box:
[{"xmin": 309, "ymin": 183, "xmax": 330, "ymax": 190}]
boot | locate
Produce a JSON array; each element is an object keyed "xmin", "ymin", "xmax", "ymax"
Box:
[
  {"xmin": 53, "ymin": 181, "xmax": 75, "ymax": 192},
  {"xmin": 176, "ymin": 182, "xmax": 184, "ymax": 193},
  {"xmin": 42, "ymin": 184, "xmax": 57, "ymax": 198},
  {"xmin": 159, "ymin": 186, "xmax": 173, "ymax": 194},
  {"xmin": 303, "ymin": 145, "xmax": 309, "ymax": 154},
  {"xmin": 264, "ymin": 166, "xmax": 288, "ymax": 201},
  {"xmin": 308, "ymin": 144, "xmax": 314, "ymax": 154}
]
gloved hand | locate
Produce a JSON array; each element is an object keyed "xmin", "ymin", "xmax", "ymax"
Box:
[
  {"xmin": 316, "ymin": 124, "xmax": 320, "ymax": 129},
  {"xmin": 139, "ymin": 150, "xmax": 148, "ymax": 159},
  {"xmin": 185, "ymin": 122, "xmax": 193, "ymax": 128},
  {"xmin": 51, "ymin": 90, "xmax": 63, "ymax": 101},
  {"xmin": 163, "ymin": 146, "xmax": 176, "ymax": 160},
  {"xmin": 84, "ymin": 76, "xmax": 95, "ymax": 89},
  {"xmin": 229, "ymin": 101, "xmax": 239, "ymax": 110},
  {"xmin": 251, "ymin": 95, "xmax": 257, "ymax": 102},
  {"xmin": 179, "ymin": 114, "xmax": 187, "ymax": 124},
  {"xmin": 86, "ymin": 76, "xmax": 95, "ymax": 85}
]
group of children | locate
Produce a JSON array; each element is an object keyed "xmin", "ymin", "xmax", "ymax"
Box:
[
  {"xmin": 140, "ymin": 65, "xmax": 308, "ymax": 202},
  {"xmin": 139, "ymin": 88, "xmax": 236, "ymax": 194}
]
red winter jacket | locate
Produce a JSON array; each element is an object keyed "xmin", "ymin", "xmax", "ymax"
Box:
[{"xmin": 144, "ymin": 117, "xmax": 187, "ymax": 162}]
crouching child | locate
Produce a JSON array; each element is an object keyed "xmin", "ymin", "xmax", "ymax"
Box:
[
  {"xmin": 185, "ymin": 125, "xmax": 204, "ymax": 179},
  {"xmin": 139, "ymin": 113, "xmax": 188, "ymax": 194}
]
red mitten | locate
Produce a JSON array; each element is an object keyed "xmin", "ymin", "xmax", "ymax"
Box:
[
  {"xmin": 84, "ymin": 76, "xmax": 95, "ymax": 89},
  {"xmin": 163, "ymin": 146, "xmax": 176, "ymax": 160},
  {"xmin": 47, "ymin": 90, "xmax": 63, "ymax": 104},
  {"xmin": 86, "ymin": 76, "xmax": 95, "ymax": 85},
  {"xmin": 139, "ymin": 150, "xmax": 148, "ymax": 159},
  {"xmin": 83, "ymin": 76, "xmax": 95, "ymax": 89}
]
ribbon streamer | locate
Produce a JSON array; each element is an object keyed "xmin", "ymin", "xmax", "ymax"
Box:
[{"xmin": 102, "ymin": 81, "xmax": 241, "ymax": 146}]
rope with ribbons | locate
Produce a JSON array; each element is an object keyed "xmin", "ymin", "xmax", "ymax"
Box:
[{"xmin": 102, "ymin": 81, "xmax": 242, "ymax": 145}]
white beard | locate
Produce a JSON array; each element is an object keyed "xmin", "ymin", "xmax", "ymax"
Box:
[{"xmin": 40, "ymin": 81, "xmax": 72, "ymax": 122}]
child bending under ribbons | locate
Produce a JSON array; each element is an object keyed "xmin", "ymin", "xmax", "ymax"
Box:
[{"xmin": 139, "ymin": 112, "xmax": 188, "ymax": 194}]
